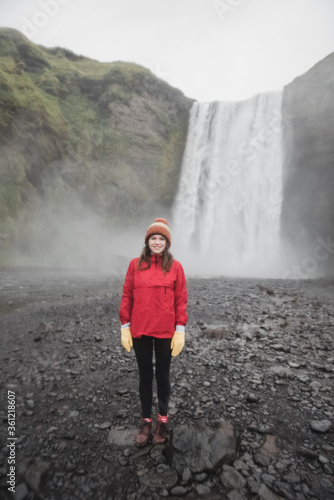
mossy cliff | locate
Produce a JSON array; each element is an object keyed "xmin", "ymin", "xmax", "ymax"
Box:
[
  {"xmin": 0, "ymin": 28, "xmax": 193, "ymax": 264},
  {"xmin": 281, "ymin": 53, "xmax": 334, "ymax": 276}
]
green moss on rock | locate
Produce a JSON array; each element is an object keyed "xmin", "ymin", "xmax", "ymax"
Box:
[{"xmin": 0, "ymin": 28, "xmax": 193, "ymax": 262}]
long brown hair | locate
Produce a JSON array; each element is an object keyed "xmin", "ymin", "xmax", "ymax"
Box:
[{"xmin": 137, "ymin": 240, "xmax": 174, "ymax": 274}]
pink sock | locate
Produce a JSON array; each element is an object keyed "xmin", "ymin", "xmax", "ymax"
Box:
[
  {"xmin": 158, "ymin": 414, "xmax": 168, "ymax": 423},
  {"xmin": 142, "ymin": 418, "xmax": 152, "ymax": 423}
]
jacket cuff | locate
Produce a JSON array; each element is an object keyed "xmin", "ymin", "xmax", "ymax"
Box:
[
  {"xmin": 121, "ymin": 323, "xmax": 130, "ymax": 329},
  {"xmin": 175, "ymin": 325, "xmax": 185, "ymax": 333}
]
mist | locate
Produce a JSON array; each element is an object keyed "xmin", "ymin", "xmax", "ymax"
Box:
[
  {"xmin": 8, "ymin": 187, "xmax": 332, "ymax": 280},
  {"xmin": 6, "ymin": 197, "xmax": 137, "ymax": 274}
]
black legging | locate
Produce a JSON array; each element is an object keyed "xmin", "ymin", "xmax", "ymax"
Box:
[{"xmin": 133, "ymin": 335, "xmax": 172, "ymax": 418}]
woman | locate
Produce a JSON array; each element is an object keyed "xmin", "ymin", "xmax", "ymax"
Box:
[{"xmin": 119, "ymin": 218, "xmax": 187, "ymax": 447}]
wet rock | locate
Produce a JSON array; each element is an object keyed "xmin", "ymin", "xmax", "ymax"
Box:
[
  {"xmin": 64, "ymin": 460, "xmax": 76, "ymax": 471},
  {"xmin": 220, "ymin": 467, "xmax": 246, "ymax": 490},
  {"xmin": 193, "ymin": 472, "xmax": 208, "ymax": 482},
  {"xmin": 196, "ymin": 483, "xmax": 211, "ymax": 496},
  {"xmin": 151, "ymin": 445, "xmax": 165, "ymax": 459},
  {"xmin": 170, "ymin": 485, "xmax": 188, "ymax": 496},
  {"xmin": 67, "ymin": 352, "xmax": 79, "ymax": 359},
  {"xmin": 296, "ymin": 374, "xmax": 310, "ymax": 384},
  {"xmin": 258, "ymin": 435, "xmax": 281, "ymax": 460},
  {"xmin": 282, "ymin": 472, "xmax": 301, "ymax": 484},
  {"xmin": 258, "ymin": 285, "xmax": 275, "ymax": 295},
  {"xmin": 233, "ymin": 459, "xmax": 249, "ymax": 476},
  {"xmin": 119, "ymin": 456, "xmax": 129, "ymax": 466},
  {"xmin": 167, "ymin": 420, "xmax": 239, "ymax": 474},
  {"xmin": 13, "ymin": 483, "xmax": 29, "ymax": 500},
  {"xmin": 257, "ymin": 425, "xmax": 274, "ymax": 434},
  {"xmin": 154, "ymin": 454, "xmax": 167, "ymax": 466},
  {"xmin": 24, "ymin": 461, "xmax": 50, "ymax": 493},
  {"xmin": 288, "ymin": 361, "xmax": 300, "ymax": 368},
  {"xmin": 272, "ymin": 482, "xmax": 295, "ymax": 500},
  {"xmin": 318, "ymin": 454, "xmax": 329, "ymax": 464},
  {"xmin": 156, "ymin": 463, "xmax": 169, "ymax": 473},
  {"xmin": 139, "ymin": 467, "xmax": 178, "ymax": 489},
  {"xmin": 137, "ymin": 468, "xmax": 149, "ymax": 477},
  {"xmin": 182, "ymin": 466, "xmax": 191, "ymax": 483},
  {"xmin": 256, "ymin": 483, "xmax": 286, "ymax": 499},
  {"xmin": 310, "ymin": 419, "xmax": 332, "ymax": 432},
  {"xmin": 61, "ymin": 431, "xmax": 75, "ymax": 440},
  {"xmin": 227, "ymin": 489, "xmax": 247, "ymax": 500},
  {"xmin": 68, "ymin": 410, "xmax": 79, "ymax": 418},
  {"xmin": 254, "ymin": 452, "xmax": 271, "ymax": 467},
  {"xmin": 246, "ymin": 393, "xmax": 260, "ymax": 403},
  {"xmin": 107, "ymin": 429, "xmax": 135, "ymax": 446},
  {"xmin": 203, "ymin": 324, "xmax": 234, "ymax": 340},
  {"xmin": 269, "ymin": 366, "xmax": 294, "ymax": 378},
  {"xmin": 309, "ymin": 381, "xmax": 322, "ymax": 391},
  {"xmin": 271, "ymin": 344, "xmax": 284, "ymax": 351},
  {"xmin": 117, "ymin": 388, "xmax": 128, "ymax": 395},
  {"xmin": 159, "ymin": 488, "xmax": 169, "ymax": 497},
  {"xmin": 248, "ymin": 477, "xmax": 261, "ymax": 494},
  {"xmin": 297, "ymin": 447, "xmax": 318, "ymax": 459},
  {"xmin": 116, "ymin": 409, "xmax": 127, "ymax": 418},
  {"xmin": 99, "ymin": 421, "xmax": 112, "ymax": 430}
]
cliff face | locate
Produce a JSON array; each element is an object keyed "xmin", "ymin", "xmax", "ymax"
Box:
[
  {"xmin": 0, "ymin": 29, "xmax": 193, "ymax": 264},
  {"xmin": 281, "ymin": 53, "xmax": 334, "ymax": 276}
]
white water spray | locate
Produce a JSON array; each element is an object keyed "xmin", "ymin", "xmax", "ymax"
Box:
[{"xmin": 172, "ymin": 92, "xmax": 284, "ymax": 277}]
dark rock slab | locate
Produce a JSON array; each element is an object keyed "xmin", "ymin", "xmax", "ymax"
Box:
[
  {"xmin": 166, "ymin": 420, "xmax": 239, "ymax": 474},
  {"xmin": 24, "ymin": 461, "xmax": 50, "ymax": 493},
  {"xmin": 139, "ymin": 467, "xmax": 178, "ymax": 489}
]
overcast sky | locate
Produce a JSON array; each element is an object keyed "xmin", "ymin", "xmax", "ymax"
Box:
[{"xmin": 1, "ymin": 0, "xmax": 334, "ymax": 101}]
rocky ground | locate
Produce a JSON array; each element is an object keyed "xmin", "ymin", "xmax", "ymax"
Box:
[{"xmin": 0, "ymin": 267, "xmax": 333, "ymax": 500}]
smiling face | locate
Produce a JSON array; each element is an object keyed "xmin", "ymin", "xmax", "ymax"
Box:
[{"xmin": 148, "ymin": 234, "xmax": 167, "ymax": 254}]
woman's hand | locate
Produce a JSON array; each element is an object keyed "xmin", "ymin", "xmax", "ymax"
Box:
[
  {"xmin": 171, "ymin": 331, "xmax": 185, "ymax": 357},
  {"xmin": 121, "ymin": 327, "xmax": 133, "ymax": 352}
]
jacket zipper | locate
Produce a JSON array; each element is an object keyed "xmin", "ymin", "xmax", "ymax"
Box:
[{"xmin": 154, "ymin": 255, "xmax": 165, "ymax": 293}]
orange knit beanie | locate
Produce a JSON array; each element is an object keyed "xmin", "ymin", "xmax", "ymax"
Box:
[{"xmin": 145, "ymin": 218, "xmax": 171, "ymax": 247}]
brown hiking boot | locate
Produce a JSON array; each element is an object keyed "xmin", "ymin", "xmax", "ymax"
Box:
[
  {"xmin": 152, "ymin": 421, "xmax": 168, "ymax": 445},
  {"xmin": 135, "ymin": 420, "xmax": 152, "ymax": 447}
]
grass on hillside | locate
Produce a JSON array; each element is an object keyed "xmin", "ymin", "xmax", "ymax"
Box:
[{"xmin": 0, "ymin": 28, "xmax": 191, "ymax": 260}]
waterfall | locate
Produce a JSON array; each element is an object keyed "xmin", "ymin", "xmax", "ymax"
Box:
[{"xmin": 171, "ymin": 92, "xmax": 283, "ymax": 277}]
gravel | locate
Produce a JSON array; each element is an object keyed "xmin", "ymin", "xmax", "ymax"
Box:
[{"xmin": 0, "ymin": 268, "xmax": 333, "ymax": 499}]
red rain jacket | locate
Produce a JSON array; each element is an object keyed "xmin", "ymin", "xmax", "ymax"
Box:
[{"xmin": 119, "ymin": 253, "xmax": 188, "ymax": 338}]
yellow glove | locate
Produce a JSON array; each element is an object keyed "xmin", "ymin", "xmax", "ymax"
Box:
[
  {"xmin": 121, "ymin": 327, "xmax": 133, "ymax": 353},
  {"xmin": 171, "ymin": 331, "xmax": 185, "ymax": 357}
]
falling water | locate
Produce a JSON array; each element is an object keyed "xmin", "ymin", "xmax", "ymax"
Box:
[{"xmin": 172, "ymin": 92, "xmax": 283, "ymax": 277}]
